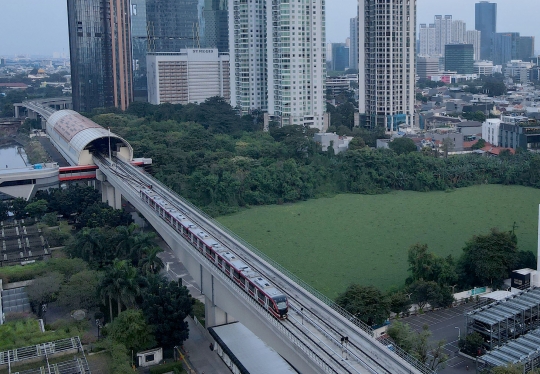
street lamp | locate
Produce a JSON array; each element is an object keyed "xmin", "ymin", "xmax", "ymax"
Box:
[{"xmin": 455, "ymin": 326, "xmax": 461, "ymax": 341}]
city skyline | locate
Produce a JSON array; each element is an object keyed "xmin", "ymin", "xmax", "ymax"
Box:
[{"xmin": 0, "ymin": 0, "xmax": 539, "ymax": 56}]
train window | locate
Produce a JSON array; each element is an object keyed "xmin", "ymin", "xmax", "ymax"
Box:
[
  {"xmin": 225, "ymin": 263, "xmax": 231, "ymax": 274},
  {"xmin": 239, "ymin": 276, "xmax": 246, "ymax": 286},
  {"xmin": 205, "ymin": 247, "xmax": 213, "ymax": 257},
  {"xmin": 198, "ymin": 241, "xmax": 204, "ymax": 250},
  {"xmin": 248, "ymin": 283, "xmax": 255, "ymax": 294},
  {"xmin": 257, "ymin": 290, "xmax": 265, "ymax": 302},
  {"xmin": 218, "ymin": 257, "xmax": 223, "ymax": 267},
  {"xmin": 233, "ymin": 270, "xmax": 240, "ymax": 280}
]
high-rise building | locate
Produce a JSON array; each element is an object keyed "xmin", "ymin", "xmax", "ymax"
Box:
[
  {"xmin": 518, "ymin": 36, "xmax": 535, "ymax": 61},
  {"xmin": 475, "ymin": 1, "xmax": 497, "ymax": 61},
  {"xmin": 147, "ymin": 49, "xmax": 230, "ymax": 105},
  {"xmin": 68, "ymin": 0, "xmax": 133, "ymax": 112},
  {"xmin": 146, "ymin": 0, "xmax": 199, "ymax": 53},
  {"xmin": 466, "ymin": 30, "xmax": 482, "ymax": 61},
  {"xmin": 359, "ymin": 0, "xmax": 416, "ymax": 131},
  {"xmin": 419, "ymin": 24, "xmax": 437, "ymax": 56},
  {"xmin": 131, "ymin": 0, "xmax": 148, "ymax": 100},
  {"xmin": 349, "ymin": 17, "xmax": 359, "ymax": 71},
  {"xmin": 331, "ymin": 43, "xmax": 349, "ymax": 72},
  {"xmin": 417, "ymin": 57, "xmax": 439, "ymax": 80},
  {"xmin": 434, "ymin": 15, "xmax": 452, "ymax": 56},
  {"xmin": 201, "ymin": 0, "xmax": 229, "ymax": 52},
  {"xmin": 451, "ymin": 20, "xmax": 466, "ymax": 44},
  {"xmin": 493, "ymin": 32, "xmax": 520, "ymax": 65},
  {"xmin": 230, "ymin": 0, "xmax": 326, "ymax": 129},
  {"xmin": 445, "ymin": 44, "xmax": 474, "ymax": 74}
]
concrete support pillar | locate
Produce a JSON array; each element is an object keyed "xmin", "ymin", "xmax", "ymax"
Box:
[
  {"xmin": 14, "ymin": 105, "xmax": 19, "ymax": 118},
  {"xmin": 204, "ymin": 273, "xmax": 236, "ymax": 327},
  {"xmin": 101, "ymin": 182, "xmax": 122, "ymax": 209},
  {"xmin": 205, "ymin": 295, "xmax": 235, "ymax": 327},
  {"xmin": 28, "ymin": 110, "xmax": 37, "ymax": 120}
]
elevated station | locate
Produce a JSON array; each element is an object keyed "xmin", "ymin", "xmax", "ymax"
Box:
[{"xmin": 1, "ymin": 99, "xmax": 148, "ymax": 200}]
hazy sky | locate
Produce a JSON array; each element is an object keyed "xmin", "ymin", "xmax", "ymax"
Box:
[{"xmin": 0, "ymin": 0, "xmax": 538, "ymax": 56}]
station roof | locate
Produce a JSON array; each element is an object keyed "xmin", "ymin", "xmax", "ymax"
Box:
[
  {"xmin": 209, "ymin": 322, "xmax": 296, "ymax": 374},
  {"xmin": 46, "ymin": 110, "xmax": 132, "ymax": 166}
]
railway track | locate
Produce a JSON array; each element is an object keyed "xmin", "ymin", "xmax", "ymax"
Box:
[{"xmin": 95, "ymin": 155, "xmax": 427, "ymax": 374}]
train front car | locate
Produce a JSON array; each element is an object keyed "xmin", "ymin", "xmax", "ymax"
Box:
[{"xmin": 273, "ymin": 294, "xmax": 289, "ymax": 319}]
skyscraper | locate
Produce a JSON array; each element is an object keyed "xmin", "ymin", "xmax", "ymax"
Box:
[
  {"xmin": 359, "ymin": 0, "xmax": 416, "ymax": 131},
  {"xmin": 68, "ymin": 0, "xmax": 133, "ymax": 112},
  {"xmin": 475, "ymin": 1, "xmax": 497, "ymax": 61},
  {"xmin": 349, "ymin": 17, "xmax": 359, "ymax": 72},
  {"xmin": 466, "ymin": 30, "xmax": 482, "ymax": 61},
  {"xmin": 230, "ymin": 0, "xmax": 326, "ymax": 129},
  {"xmin": 434, "ymin": 15, "xmax": 452, "ymax": 56},
  {"xmin": 492, "ymin": 32, "xmax": 520, "ymax": 65},
  {"xmin": 146, "ymin": 0, "xmax": 199, "ymax": 53},
  {"xmin": 201, "ymin": 0, "xmax": 229, "ymax": 52},
  {"xmin": 131, "ymin": 0, "xmax": 148, "ymax": 100},
  {"xmin": 331, "ymin": 43, "xmax": 349, "ymax": 72},
  {"xmin": 451, "ymin": 20, "xmax": 466, "ymax": 44},
  {"xmin": 518, "ymin": 36, "xmax": 535, "ymax": 61},
  {"xmin": 419, "ymin": 24, "xmax": 436, "ymax": 56}
]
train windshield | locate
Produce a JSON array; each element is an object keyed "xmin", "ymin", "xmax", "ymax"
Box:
[{"xmin": 273, "ymin": 296, "xmax": 288, "ymax": 310}]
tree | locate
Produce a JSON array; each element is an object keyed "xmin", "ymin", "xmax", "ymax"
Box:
[
  {"xmin": 141, "ymin": 276, "xmax": 192, "ymax": 349},
  {"xmin": 26, "ymin": 272, "xmax": 63, "ymax": 315},
  {"xmin": 472, "ymin": 138, "xmax": 486, "ymax": 150},
  {"xmin": 100, "ymin": 260, "xmax": 143, "ymax": 322},
  {"xmin": 387, "ymin": 291, "xmax": 412, "ymax": 316},
  {"xmin": 139, "ymin": 246, "xmax": 164, "ymax": 275},
  {"xmin": 387, "ymin": 321, "xmax": 448, "ymax": 368},
  {"xmin": 10, "ymin": 198, "xmax": 28, "ymax": 219},
  {"xmin": 458, "ymin": 332, "xmax": 484, "ymax": 357},
  {"xmin": 389, "ymin": 138, "xmax": 417, "ymax": 155},
  {"xmin": 105, "ymin": 309, "xmax": 156, "ymax": 353},
  {"xmin": 70, "ymin": 228, "xmax": 106, "ymax": 265},
  {"xmin": 335, "ymin": 284, "xmax": 390, "ymax": 326},
  {"xmin": 491, "ymin": 364, "xmax": 528, "ymax": 374},
  {"xmin": 348, "ymin": 137, "xmax": 366, "ymax": 151},
  {"xmin": 458, "ymin": 228, "xmax": 519, "ymax": 288},
  {"xmin": 57, "ymin": 270, "xmax": 101, "ymax": 310},
  {"xmin": 25, "ymin": 199, "xmax": 48, "ymax": 218},
  {"xmin": 408, "ymin": 280, "xmax": 453, "ymax": 311}
]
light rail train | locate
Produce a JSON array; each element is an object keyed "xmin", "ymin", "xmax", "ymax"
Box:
[{"xmin": 140, "ymin": 186, "xmax": 289, "ymax": 319}]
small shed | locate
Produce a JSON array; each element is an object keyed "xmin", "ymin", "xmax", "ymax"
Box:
[{"xmin": 136, "ymin": 347, "xmax": 163, "ymax": 367}]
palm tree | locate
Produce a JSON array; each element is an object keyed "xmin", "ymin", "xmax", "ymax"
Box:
[
  {"xmin": 73, "ymin": 228, "xmax": 104, "ymax": 263},
  {"xmin": 100, "ymin": 260, "xmax": 143, "ymax": 321},
  {"xmin": 114, "ymin": 223, "xmax": 139, "ymax": 259},
  {"xmin": 130, "ymin": 231, "xmax": 157, "ymax": 266},
  {"xmin": 139, "ymin": 246, "xmax": 164, "ymax": 275}
]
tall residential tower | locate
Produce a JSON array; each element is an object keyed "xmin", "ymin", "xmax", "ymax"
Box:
[
  {"xmin": 68, "ymin": 0, "xmax": 133, "ymax": 112},
  {"xmin": 358, "ymin": 0, "xmax": 416, "ymax": 131},
  {"xmin": 230, "ymin": 0, "xmax": 326, "ymax": 129}
]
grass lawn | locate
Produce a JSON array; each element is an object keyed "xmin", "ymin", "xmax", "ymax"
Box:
[{"xmin": 217, "ymin": 185, "xmax": 540, "ymax": 298}]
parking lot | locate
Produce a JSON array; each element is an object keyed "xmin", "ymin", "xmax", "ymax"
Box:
[{"xmin": 400, "ymin": 301, "xmax": 487, "ymax": 373}]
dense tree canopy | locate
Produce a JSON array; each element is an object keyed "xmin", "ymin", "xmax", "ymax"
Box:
[
  {"xmin": 141, "ymin": 276, "xmax": 192, "ymax": 349},
  {"xmin": 335, "ymin": 284, "xmax": 390, "ymax": 326},
  {"xmin": 458, "ymin": 228, "xmax": 519, "ymax": 288}
]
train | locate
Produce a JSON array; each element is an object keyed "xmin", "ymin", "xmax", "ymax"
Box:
[{"xmin": 139, "ymin": 187, "xmax": 289, "ymax": 319}]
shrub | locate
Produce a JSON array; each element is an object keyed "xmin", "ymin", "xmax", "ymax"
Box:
[{"xmin": 149, "ymin": 361, "xmax": 185, "ymax": 374}]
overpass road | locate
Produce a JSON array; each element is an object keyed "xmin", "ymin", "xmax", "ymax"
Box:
[{"xmin": 94, "ymin": 155, "xmax": 430, "ymax": 374}]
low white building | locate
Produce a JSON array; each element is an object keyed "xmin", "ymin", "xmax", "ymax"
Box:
[
  {"xmin": 482, "ymin": 118, "xmax": 502, "ymax": 146},
  {"xmin": 313, "ymin": 133, "xmax": 354, "ymax": 154},
  {"xmin": 147, "ymin": 49, "xmax": 230, "ymax": 105},
  {"xmin": 474, "ymin": 61, "xmax": 494, "ymax": 76}
]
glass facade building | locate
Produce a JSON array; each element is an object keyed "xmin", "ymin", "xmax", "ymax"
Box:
[
  {"xmin": 445, "ymin": 44, "xmax": 474, "ymax": 74},
  {"xmin": 68, "ymin": 0, "xmax": 133, "ymax": 112},
  {"xmin": 146, "ymin": 0, "xmax": 199, "ymax": 53},
  {"xmin": 200, "ymin": 0, "xmax": 229, "ymax": 52},
  {"xmin": 475, "ymin": 1, "xmax": 497, "ymax": 61},
  {"xmin": 131, "ymin": 0, "xmax": 148, "ymax": 100}
]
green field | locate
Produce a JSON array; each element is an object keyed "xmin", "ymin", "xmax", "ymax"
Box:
[{"xmin": 217, "ymin": 185, "xmax": 540, "ymax": 298}]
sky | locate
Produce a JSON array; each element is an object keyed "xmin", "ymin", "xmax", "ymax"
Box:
[{"xmin": 0, "ymin": 0, "xmax": 538, "ymax": 56}]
